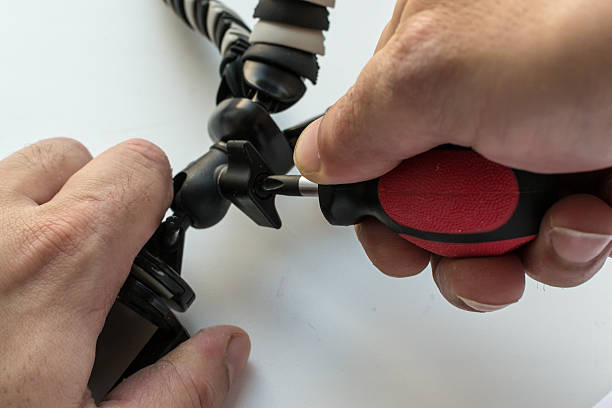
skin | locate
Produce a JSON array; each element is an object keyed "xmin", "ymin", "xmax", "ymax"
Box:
[
  {"xmin": 0, "ymin": 138, "xmax": 250, "ymax": 407},
  {"xmin": 294, "ymin": 0, "xmax": 612, "ymax": 312}
]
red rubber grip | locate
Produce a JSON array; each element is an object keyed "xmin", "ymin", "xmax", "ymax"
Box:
[
  {"xmin": 399, "ymin": 235, "xmax": 536, "ymax": 258},
  {"xmin": 377, "ymin": 150, "xmax": 530, "ymax": 257}
]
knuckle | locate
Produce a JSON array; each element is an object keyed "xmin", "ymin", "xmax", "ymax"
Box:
[
  {"xmin": 12, "ymin": 145, "xmax": 48, "ymax": 170},
  {"xmin": 387, "ymin": 10, "xmax": 459, "ymax": 79},
  {"xmin": 46, "ymin": 137, "xmax": 91, "ymax": 158},
  {"xmin": 66, "ymin": 140, "xmax": 172, "ymax": 222},
  {"xmin": 71, "ymin": 185, "xmax": 139, "ymax": 237},
  {"xmin": 18, "ymin": 209, "xmax": 93, "ymax": 264},
  {"xmin": 382, "ymin": 10, "xmax": 472, "ymax": 129},
  {"xmin": 20, "ymin": 138, "xmax": 91, "ymax": 170}
]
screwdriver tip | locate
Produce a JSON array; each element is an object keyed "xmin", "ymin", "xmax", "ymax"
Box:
[{"xmin": 259, "ymin": 175, "xmax": 318, "ymax": 197}]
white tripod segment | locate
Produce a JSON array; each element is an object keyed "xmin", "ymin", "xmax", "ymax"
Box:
[
  {"xmin": 162, "ymin": 0, "xmax": 335, "ymax": 58},
  {"xmin": 250, "ymin": 0, "xmax": 335, "ymax": 56}
]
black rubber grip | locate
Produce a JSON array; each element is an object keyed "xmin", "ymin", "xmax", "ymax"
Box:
[
  {"xmin": 317, "ymin": 146, "xmax": 560, "ymax": 258},
  {"xmin": 254, "ymin": 0, "xmax": 330, "ymax": 31},
  {"xmin": 242, "ymin": 43, "xmax": 320, "ymax": 83}
]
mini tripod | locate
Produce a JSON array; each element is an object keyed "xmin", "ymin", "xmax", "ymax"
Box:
[
  {"xmin": 94, "ymin": 0, "xmax": 336, "ymax": 389},
  {"xmin": 93, "ymin": 0, "xmax": 560, "ymax": 395}
]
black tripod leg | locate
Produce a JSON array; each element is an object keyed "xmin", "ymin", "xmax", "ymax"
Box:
[
  {"xmin": 113, "ymin": 326, "xmax": 190, "ymax": 388},
  {"xmin": 283, "ymin": 114, "xmax": 325, "ymax": 150}
]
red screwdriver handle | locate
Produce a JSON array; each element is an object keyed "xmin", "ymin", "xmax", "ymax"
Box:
[{"xmin": 318, "ymin": 147, "xmax": 559, "ymax": 258}]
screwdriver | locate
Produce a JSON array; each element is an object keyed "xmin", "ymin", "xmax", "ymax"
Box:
[{"xmin": 259, "ymin": 147, "xmax": 559, "ymax": 258}]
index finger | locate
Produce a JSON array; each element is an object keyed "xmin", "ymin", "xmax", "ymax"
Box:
[
  {"xmin": 0, "ymin": 138, "xmax": 92, "ymax": 206},
  {"xmin": 25, "ymin": 139, "xmax": 173, "ymax": 314}
]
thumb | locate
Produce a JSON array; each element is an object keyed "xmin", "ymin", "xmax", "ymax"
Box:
[
  {"xmin": 293, "ymin": 46, "xmax": 448, "ymax": 184},
  {"xmin": 99, "ymin": 326, "xmax": 250, "ymax": 408}
]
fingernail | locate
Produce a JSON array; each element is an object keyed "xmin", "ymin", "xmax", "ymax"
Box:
[
  {"xmin": 550, "ymin": 227, "xmax": 611, "ymax": 264},
  {"xmin": 457, "ymin": 296, "xmax": 513, "ymax": 312},
  {"xmin": 225, "ymin": 334, "xmax": 250, "ymax": 385},
  {"xmin": 293, "ymin": 118, "xmax": 322, "ymax": 176},
  {"xmin": 354, "ymin": 223, "xmax": 364, "ymax": 242}
]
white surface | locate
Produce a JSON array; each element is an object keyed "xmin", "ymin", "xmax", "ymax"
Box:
[
  {"xmin": 184, "ymin": 0, "xmax": 198, "ymax": 31},
  {"xmin": 596, "ymin": 391, "xmax": 612, "ymax": 408},
  {"xmin": 0, "ymin": 1, "xmax": 611, "ymax": 407}
]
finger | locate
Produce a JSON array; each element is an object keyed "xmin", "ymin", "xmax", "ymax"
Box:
[
  {"xmin": 355, "ymin": 217, "xmax": 430, "ymax": 277},
  {"xmin": 375, "ymin": 22, "xmax": 397, "ymax": 54},
  {"xmin": 22, "ymin": 139, "xmax": 172, "ymax": 310},
  {"xmin": 0, "ymin": 138, "xmax": 92, "ymax": 205},
  {"xmin": 521, "ymin": 194, "xmax": 612, "ymax": 287},
  {"xmin": 432, "ymin": 255, "xmax": 525, "ymax": 313},
  {"xmin": 48, "ymin": 138, "xmax": 173, "ymax": 253},
  {"xmin": 101, "ymin": 326, "xmax": 251, "ymax": 408},
  {"xmin": 374, "ymin": 0, "xmax": 407, "ymax": 52},
  {"xmin": 293, "ymin": 31, "xmax": 452, "ymax": 185}
]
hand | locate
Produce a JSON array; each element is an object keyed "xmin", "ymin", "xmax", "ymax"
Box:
[
  {"xmin": 0, "ymin": 138, "xmax": 250, "ymax": 407},
  {"xmin": 294, "ymin": 0, "xmax": 612, "ymax": 312}
]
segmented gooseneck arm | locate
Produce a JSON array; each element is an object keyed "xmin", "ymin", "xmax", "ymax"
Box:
[
  {"xmin": 162, "ymin": 0, "xmax": 251, "ymax": 56},
  {"xmin": 161, "ymin": 0, "xmax": 335, "ymax": 111}
]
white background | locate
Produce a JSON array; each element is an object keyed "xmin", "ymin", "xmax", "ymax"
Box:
[{"xmin": 1, "ymin": 1, "xmax": 611, "ymax": 407}]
